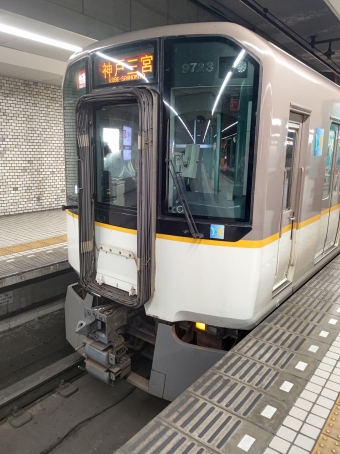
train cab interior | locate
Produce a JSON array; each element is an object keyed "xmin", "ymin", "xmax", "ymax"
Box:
[
  {"xmin": 95, "ymin": 102, "xmax": 139, "ymax": 209},
  {"xmin": 163, "ymin": 37, "xmax": 259, "ymax": 224},
  {"xmin": 166, "ymin": 89, "xmax": 248, "ymax": 221}
]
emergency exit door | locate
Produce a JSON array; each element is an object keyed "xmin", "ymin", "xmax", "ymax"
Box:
[{"xmin": 76, "ymin": 88, "xmax": 157, "ymax": 308}]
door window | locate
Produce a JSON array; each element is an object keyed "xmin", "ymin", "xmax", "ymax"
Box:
[
  {"xmin": 283, "ymin": 123, "xmax": 299, "ymax": 211},
  {"xmin": 323, "ymin": 127, "xmax": 336, "ymax": 199},
  {"xmin": 283, "ymin": 127, "xmax": 298, "ymax": 211},
  {"xmin": 95, "ymin": 103, "xmax": 139, "ymax": 208},
  {"xmin": 332, "ymin": 124, "xmax": 340, "ymax": 194}
]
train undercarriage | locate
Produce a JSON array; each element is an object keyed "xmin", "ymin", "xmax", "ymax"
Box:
[{"xmin": 66, "ymin": 283, "xmax": 246, "ymax": 400}]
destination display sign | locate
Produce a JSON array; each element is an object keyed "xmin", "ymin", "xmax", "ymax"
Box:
[{"xmin": 94, "ymin": 44, "xmax": 155, "ymax": 86}]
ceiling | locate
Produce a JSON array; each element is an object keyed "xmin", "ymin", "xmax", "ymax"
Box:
[
  {"xmin": 196, "ymin": 0, "xmax": 340, "ymax": 80},
  {"xmin": 0, "ymin": 8, "xmax": 96, "ymax": 86},
  {"xmin": 0, "ymin": 0, "xmax": 339, "ymax": 86}
]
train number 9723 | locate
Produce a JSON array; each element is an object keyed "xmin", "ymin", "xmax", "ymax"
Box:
[{"xmin": 181, "ymin": 62, "xmax": 214, "ymax": 73}]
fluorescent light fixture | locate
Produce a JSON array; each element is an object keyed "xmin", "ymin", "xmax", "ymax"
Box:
[
  {"xmin": 214, "ymin": 121, "xmax": 238, "ymax": 138},
  {"xmin": 164, "ymin": 101, "xmax": 194, "ymax": 142},
  {"xmin": 96, "ymin": 51, "xmax": 148, "ymax": 82},
  {"xmin": 0, "ymin": 23, "xmax": 82, "ymax": 52},
  {"xmin": 203, "ymin": 120, "xmax": 211, "ymax": 143},
  {"xmin": 211, "ymin": 49, "xmax": 247, "ymax": 116},
  {"xmin": 222, "ymin": 121, "xmax": 238, "ymax": 132},
  {"xmin": 222, "ymin": 132, "xmax": 237, "ymax": 140},
  {"xmin": 211, "ymin": 71, "xmax": 232, "ymax": 115}
]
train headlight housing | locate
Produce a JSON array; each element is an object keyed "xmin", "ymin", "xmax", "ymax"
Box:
[
  {"xmin": 195, "ymin": 322, "xmax": 206, "ymax": 331},
  {"xmin": 195, "ymin": 322, "xmax": 219, "ymax": 336}
]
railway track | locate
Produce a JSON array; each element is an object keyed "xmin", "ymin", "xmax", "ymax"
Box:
[{"xmin": 0, "ymin": 352, "xmax": 84, "ymax": 421}]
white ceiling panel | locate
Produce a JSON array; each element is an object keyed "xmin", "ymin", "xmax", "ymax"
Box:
[
  {"xmin": 39, "ymin": 76, "xmax": 63, "ymax": 86},
  {"xmin": 0, "ymin": 32, "xmax": 17, "ymax": 45},
  {"xmin": 0, "ymin": 9, "xmax": 96, "ymax": 49},
  {"xmin": 0, "ymin": 62, "xmax": 63, "ymax": 85},
  {"xmin": 0, "ymin": 8, "xmax": 96, "ymax": 84},
  {"xmin": 0, "ymin": 45, "xmax": 66, "ymax": 87},
  {"xmin": 0, "ymin": 46, "xmax": 66, "ymax": 73},
  {"xmin": 1, "ymin": 38, "xmax": 73, "ymax": 61}
]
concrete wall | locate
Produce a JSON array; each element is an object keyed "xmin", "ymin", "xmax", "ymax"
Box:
[
  {"xmin": 0, "ymin": 269, "xmax": 77, "ymax": 318},
  {"xmin": 0, "ymin": 76, "xmax": 64, "ymax": 216}
]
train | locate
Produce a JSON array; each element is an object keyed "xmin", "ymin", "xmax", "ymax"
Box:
[{"xmin": 62, "ymin": 22, "xmax": 340, "ymax": 400}]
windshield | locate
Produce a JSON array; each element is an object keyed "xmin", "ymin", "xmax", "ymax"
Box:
[{"xmin": 163, "ymin": 37, "xmax": 259, "ymax": 223}]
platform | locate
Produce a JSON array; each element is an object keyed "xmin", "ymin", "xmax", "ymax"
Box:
[
  {"xmin": 0, "ymin": 209, "xmax": 69, "ymax": 288},
  {"xmin": 0, "ymin": 209, "xmax": 76, "ymax": 317},
  {"xmin": 117, "ymin": 255, "xmax": 340, "ymax": 454}
]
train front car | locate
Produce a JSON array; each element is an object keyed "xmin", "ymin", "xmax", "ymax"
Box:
[{"xmin": 62, "ymin": 23, "xmax": 340, "ymax": 400}]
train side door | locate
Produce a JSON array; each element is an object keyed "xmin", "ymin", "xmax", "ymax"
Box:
[
  {"xmin": 315, "ymin": 123, "xmax": 340, "ymax": 261},
  {"xmin": 273, "ymin": 114, "xmax": 304, "ymax": 293}
]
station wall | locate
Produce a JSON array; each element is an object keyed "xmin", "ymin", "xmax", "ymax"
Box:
[{"xmin": 0, "ymin": 77, "xmax": 64, "ymax": 216}]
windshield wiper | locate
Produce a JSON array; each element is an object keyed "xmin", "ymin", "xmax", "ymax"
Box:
[{"xmin": 167, "ymin": 159, "xmax": 204, "ymax": 239}]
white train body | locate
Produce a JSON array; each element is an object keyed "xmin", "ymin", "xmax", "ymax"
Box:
[{"xmin": 63, "ymin": 23, "xmax": 340, "ymax": 399}]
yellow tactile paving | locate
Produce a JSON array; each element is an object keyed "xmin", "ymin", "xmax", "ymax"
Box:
[
  {"xmin": 0, "ymin": 235, "xmax": 67, "ymax": 257},
  {"xmin": 322, "ymin": 405, "xmax": 340, "ymax": 440},
  {"xmin": 313, "ymin": 435, "xmax": 340, "ymax": 454},
  {"xmin": 312, "ymin": 397, "xmax": 340, "ymax": 454}
]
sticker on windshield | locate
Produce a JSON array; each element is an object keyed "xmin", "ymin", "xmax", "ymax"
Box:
[{"xmin": 210, "ymin": 224, "xmax": 225, "ymax": 240}]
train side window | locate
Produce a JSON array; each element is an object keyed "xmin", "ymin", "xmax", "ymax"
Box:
[
  {"xmin": 335, "ymin": 126, "xmax": 340, "ymax": 194},
  {"xmin": 323, "ymin": 126, "xmax": 336, "ymax": 199}
]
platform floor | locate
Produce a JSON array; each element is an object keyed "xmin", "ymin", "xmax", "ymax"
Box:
[
  {"xmin": 117, "ymin": 255, "xmax": 340, "ymax": 454},
  {"xmin": 0, "ymin": 209, "xmax": 68, "ymax": 287}
]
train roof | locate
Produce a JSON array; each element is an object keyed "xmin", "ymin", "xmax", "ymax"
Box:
[
  {"xmin": 68, "ymin": 22, "xmax": 267, "ymax": 62},
  {"xmin": 66, "ymin": 21, "xmax": 340, "ymax": 91}
]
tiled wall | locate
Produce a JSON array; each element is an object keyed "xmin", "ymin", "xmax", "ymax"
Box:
[{"xmin": 0, "ymin": 76, "xmax": 64, "ymax": 216}]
